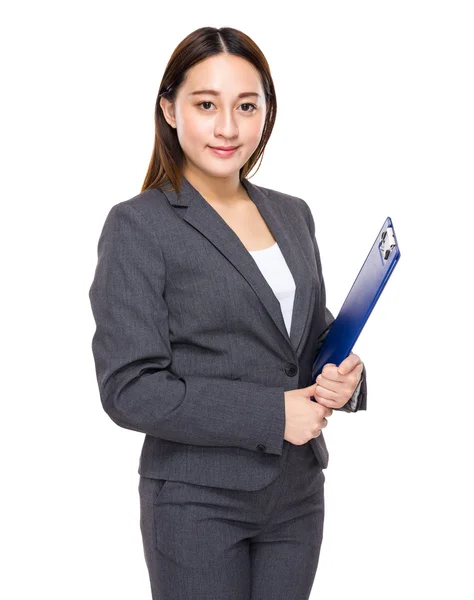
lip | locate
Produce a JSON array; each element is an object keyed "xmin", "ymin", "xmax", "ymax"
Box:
[{"xmin": 208, "ymin": 145, "xmax": 240, "ymax": 157}]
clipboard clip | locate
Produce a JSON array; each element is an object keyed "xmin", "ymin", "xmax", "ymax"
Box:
[{"xmin": 380, "ymin": 226, "xmax": 396, "ymax": 261}]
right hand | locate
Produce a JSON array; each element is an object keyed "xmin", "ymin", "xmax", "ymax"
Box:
[{"xmin": 283, "ymin": 383, "xmax": 333, "ymax": 445}]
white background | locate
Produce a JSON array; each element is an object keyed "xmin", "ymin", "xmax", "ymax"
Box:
[{"xmin": 2, "ymin": 1, "xmax": 473, "ymax": 598}]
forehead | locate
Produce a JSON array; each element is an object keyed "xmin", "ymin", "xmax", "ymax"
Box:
[{"xmin": 181, "ymin": 54, "xmax": 263, "ymax": 95}]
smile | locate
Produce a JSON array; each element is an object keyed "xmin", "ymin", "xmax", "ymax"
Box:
[{"xmin": 208, "ymin": 146, "xmax": 240, "ymax": 157}]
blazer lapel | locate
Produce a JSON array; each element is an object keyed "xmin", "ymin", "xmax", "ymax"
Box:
[{"xmin": 161, "ymin": 175, "xmax": 315, "ymax": 355}]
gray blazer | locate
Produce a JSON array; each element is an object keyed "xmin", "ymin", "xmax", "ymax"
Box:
[{"xmin": 88, "ymin": 175, "xmax": 367, "ymax": 491}]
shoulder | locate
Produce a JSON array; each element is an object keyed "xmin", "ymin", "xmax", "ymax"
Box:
[
  {"xmin": 101, "ymin": 187, "xmax": 174, "ymax": 234},
  {"xmin": 254, "ymin": 182, "xmax": 311, "ymax": 226},
  {"xmin": 112, "ymin": 187, "xmax": 169, "ymax": 220},
  {"xmin": 93, "ymin": 189, "xmax": 174, "ymax": 257}
]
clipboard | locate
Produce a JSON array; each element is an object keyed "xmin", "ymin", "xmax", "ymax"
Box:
[{"xmin": 311, "ymin": 216, "xmax": 401, "ymax": 385}]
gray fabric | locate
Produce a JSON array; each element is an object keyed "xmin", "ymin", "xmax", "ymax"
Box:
[
  {"xmin": 88, "ymin": 175, "xmax": 367, "ymax": 491},
  {"xmin": 139, "ymin": 439, "xmax": 325, "ymax": 600}
]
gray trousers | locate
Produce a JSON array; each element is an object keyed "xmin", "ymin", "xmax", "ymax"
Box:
[{"xmin": 138, "ymin": 440, "xmax": 325, "ymax": 600}]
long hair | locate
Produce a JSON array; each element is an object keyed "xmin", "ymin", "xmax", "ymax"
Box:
[{"xmin": 141, "ymin": 26, "xmax": 277, "ymax": 194}]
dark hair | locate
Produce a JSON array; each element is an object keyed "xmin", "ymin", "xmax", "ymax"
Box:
[{"xmin": 141, "ymin": 26, "xmax": 277, "ymax": 194}]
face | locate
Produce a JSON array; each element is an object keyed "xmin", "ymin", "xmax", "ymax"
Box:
[{"xmin": 160, "ymin": 53, "xmax": 267, "ymax": 181}]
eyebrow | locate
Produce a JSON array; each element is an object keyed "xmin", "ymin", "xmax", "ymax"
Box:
[{"xmin": 188, "ymin": 89, "xmax": 261, "ymax": 99}]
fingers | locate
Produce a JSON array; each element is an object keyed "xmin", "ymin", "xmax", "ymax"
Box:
[
  {"xmin": 314, "ymin": 416, "xmax": 329, "ymax": 439},
  {"xmin": 337, "ymin": 353, "xmax": 363, "ymax": 376},
  {"xmin": 315, "ymin": 401, "xmax": 332, "ymax": 418},
  {"xmin": 318, "ymin": 360, "xmax": 363, "ymax": 386}
]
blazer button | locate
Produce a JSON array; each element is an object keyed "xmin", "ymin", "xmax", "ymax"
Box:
[
  {"xmin": 285, "ymin": 363, "xmax": 298, "ymax": 376},
  {"xmin": 257, "ymin": 444, "xmax": 266, "ymax": 452}
]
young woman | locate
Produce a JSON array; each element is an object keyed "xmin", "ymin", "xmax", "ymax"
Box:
[{"xmin": 89, "ymin": 26, "xmax": 367, "ymax": 600}]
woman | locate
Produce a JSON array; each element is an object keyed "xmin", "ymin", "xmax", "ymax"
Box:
[{"xmin": 89, "ymin": 26, "xmax": 367, "ymax": 600}]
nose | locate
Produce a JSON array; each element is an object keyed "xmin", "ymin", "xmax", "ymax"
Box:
[{"xmin": 213, "ymin": 107, "xmax": 239, "ymax": 140}]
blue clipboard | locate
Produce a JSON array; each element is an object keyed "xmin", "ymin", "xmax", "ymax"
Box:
[{"xmin": 311, "ymin": 216, "xmax": 401, "ymax": 384}]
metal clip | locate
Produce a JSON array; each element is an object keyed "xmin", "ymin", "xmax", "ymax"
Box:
[{"xmin": 380, "ymin": 226, "xmax": 396, "ymax": 260}]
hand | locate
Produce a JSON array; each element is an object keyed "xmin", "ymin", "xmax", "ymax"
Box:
[
  {"xmin": 313, "ymin": 352, "xmax": 364, "ymax": 409},
  {"xmin": 283, "ymin": 384, "xmax": 333, "ymax": 446}
]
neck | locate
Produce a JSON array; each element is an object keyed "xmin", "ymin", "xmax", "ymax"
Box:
[{"xmin": 182, "ymin": 166, "xmax": 246, "ymax": 205}]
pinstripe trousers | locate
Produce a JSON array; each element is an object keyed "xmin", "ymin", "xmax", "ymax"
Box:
[{"xmin": 138, "ymin": 439, "xmax": 325, "ymax": 600}]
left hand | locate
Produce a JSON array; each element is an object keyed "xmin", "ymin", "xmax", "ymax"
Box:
[{"xmin": 313, "ymin": 352, "xmax": 364, "ymax": 409}]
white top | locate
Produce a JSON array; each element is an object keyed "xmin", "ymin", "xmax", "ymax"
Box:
[
  {"xmin": 249, "ymin": 242, "xmax": 363, "ymax": 405},
  {"xmin": 248, "ymin": 242, "xmax": 295, "ymax": 336}
]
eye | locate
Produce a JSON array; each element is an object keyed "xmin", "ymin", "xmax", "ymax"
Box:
[
  {"xmin": 197, "ymin": 101, "xmax": 215, "ymax": 111},
  {"xmin": 197, "ymin": 101, "xmax": 258, "ymax": 113},
  {"xmin": 240, "ymin": 103, "xmax": 258, "ymax": 113}
]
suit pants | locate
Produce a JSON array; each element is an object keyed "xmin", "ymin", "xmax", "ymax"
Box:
[{"xmin": 138, "ymin": 439, "xmax": 325, "ymax": 600}]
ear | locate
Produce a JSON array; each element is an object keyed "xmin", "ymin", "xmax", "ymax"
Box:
[{"xmin": 159, "ymin": 97, "xmax": 177, "ymax": 129}]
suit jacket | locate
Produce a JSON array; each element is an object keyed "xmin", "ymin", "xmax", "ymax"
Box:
[{"xmin": 88, "ymin": 175, "xmax": 367, "ymax": 491}]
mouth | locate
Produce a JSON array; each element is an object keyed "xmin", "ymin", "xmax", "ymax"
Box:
[
  {"xmin": 210, "ymin": 145, "xmax": 239, "ymax": 150},
  {"xmin": 208, "ymin": 145, "xmax": 240, "ymax": 157}
]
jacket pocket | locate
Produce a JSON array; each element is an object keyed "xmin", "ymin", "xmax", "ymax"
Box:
[{"xmin": 152, "ymin": 478, "xmax": 169, "ymax": 504}]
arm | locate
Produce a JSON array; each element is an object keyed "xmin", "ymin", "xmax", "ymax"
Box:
[
  {"xmin": 302, "ymin": 200, "xmax": 367, "ymax": 412},
  {"xmin": 88, "ymin": 202, "xmax": 286, "ymax": 454}
]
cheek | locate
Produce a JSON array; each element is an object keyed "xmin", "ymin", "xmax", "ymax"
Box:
[
  {"xmin": 177, "ymin": 107, "xmax": 212, "ymax": 147},
  {"xmin": 243, "ymin": 117, "xmax": 266, "ymax": 149}
]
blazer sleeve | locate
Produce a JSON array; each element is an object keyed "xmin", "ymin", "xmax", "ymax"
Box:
[
  {"xmin": 88, "ymin": 202, "xmax": 286, "ymax": 455},
  {"xmin": 302, "ymin": 199, "xmax": 367, "ymax": 412}
]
